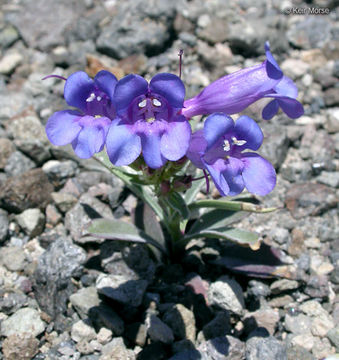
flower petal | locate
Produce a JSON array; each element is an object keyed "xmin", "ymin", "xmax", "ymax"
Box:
[
  {"xmin": 277, "ymin": 97, "xmax": 304, "ymax": 119},
  {"xmin": 234, "ymin": 115, "xmax": 264, "ymax": 150},
  {"xmin": 265, "ymin": 42, "xmax": 283, "ymax": 80},
  {"xmin": 45, "ymin": 110, "xmax": 82, "ymax": 146},
  {"xmin": 262, "ymin": 99, "xmax": 279, "ymax": 120},
  {"xmin": 64, "ymin": 72, "xmax": 95, "ymax": 112},
  {"xmin": 204, "ymin": 113, "xmax": 234, "ymax": 150},
  {"xmin": 160, "ymin": 115, "xmax": 191, "ymax": 161},
  {"xmin": 150, "ymin": 73, "xmax": 185, "ymax": 109},
  {"xmin": 186, "ymin": 129, "xmax": 207, "ymax": 168},
  {"xmin": 72, "ymin": 123, "xmax": 106, "ymax": 159},
  {"xmin": 274, "ymin": 76, "xmax": 298, "ymax": 98},
  {"xmin": 221, "ymin": 157, "xmax": 245, "ymax": 196},
  {"xmin": 241, "ymin": 153, "xmax": 276, "ymax": 196},
  {"xmin": 106, "ymin": 120, "xmax": 141, "ymax": 166},
  {"xmin": 140, "ymin": 130, "xmax": 167, "ymax": 169},
  {"xmin": 204, "ymin": 159, "xmax": 230, "ymax": 197},
  {"xmin": 114, "ymin": 74, "xmax": 148, "ymax": 116},
  {"xmin": 94, "ymin": 70, "xmax": 118, "ymax": 102}
]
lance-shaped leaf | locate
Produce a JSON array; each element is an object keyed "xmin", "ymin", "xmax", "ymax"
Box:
[
  {"xmin": 86, "ymin": 218, "xmax": 167, "ymax": 254},
  {"xmin": 93, "ymin": 151, "xmax": 165, "ymax": 223},
  {"xmin": 210, "ymin": 242, "xmax": 295, "ymax": 279},
  {"xmin": 188, "ymin": 209, "xmax": 248, "ymax": 235},
  {"xmin": 184, "ymin": 171, "xmax": 206, "ymax": 204},
  {"xmin": 166, "ymin": 192, "xmax": 190, "ymax": 219},
  {"xmin": 189, "ymin": 198, "xmax": 276, "ymax": 213},
  {"xmin": 183, "ymin": 227, "xmax": 260, "ymax": 250}
]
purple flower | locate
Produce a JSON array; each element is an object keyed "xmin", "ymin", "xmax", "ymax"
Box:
[
  {"xmin": 187, "ymin": 113, "xmax": 276, "ymax": 196},
  {"xmin": 106, "ymin": 73, "xmax": 191, "ymax": 169},
  {"xmin": 182, "ymin": 42, "xmax": 304, "ymax": 121},
  {"xmin": 46, "ymin": 70, "xmax": 117, "ymax": 158}
]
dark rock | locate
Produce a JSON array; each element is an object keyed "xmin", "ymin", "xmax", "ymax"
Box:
[
  {"xmin": 0, "ymin": 168, "xmax": 53, "ymax": 213},
  {"xmin": 33, "ymin": 237, "xmax": 86, "ymax": 328},
  {"xmin": 137, "ymin": 342, "xmax": 169, "ymax": 360},
  {"xmin": 202, "ymin": 311, "xmax": 231, "ymax": 340},
  {"xmin": 96, "ymin": 0, "xmax": 176, "ymax": 59},
  {"xmin": 89, "ymin": 303, "xmax": 124, "ymax": 336},
  {"xmin": 287, "ymin": 17, "xmax": 332, "ymax": 50},
  {"xmin": 5, "ymin": 0, "xmax": 86, "ymax": 50},
  {"xmin": 96, "ymin": 274, "xmax": 148, "ymax": 307},
  {"xmin": 125, "ymin": 323, "xmax": 147, "ymax": 346},
  {"xmin": 146, "ymin": 314, "xmax": 174, "ymax": 344}
]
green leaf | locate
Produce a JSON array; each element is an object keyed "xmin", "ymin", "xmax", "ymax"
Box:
[
  {"xmin": 189, "ymin": 199, "xmax": 276, "ymax": 213},
  {"xmin": 188, "ymin": 209, "xmax": 248, "ymax": 235},
  {"xmin": 183, "ymin": 227, "xmax": 260, "ymax": 250},
  {"xmin": 86, "ymin": 218, "xmax": 167, "ymax": 254},
  {"xmin": 167, "ymin": 192, "xmax": 190, "ymax": 219},
  {"xmin": 184, "ymin": 173, "xmax": 206, "ymax": 204},
  {"xmin": 93, "ymin": 152, "xmax": 165, "ymax": 223}
]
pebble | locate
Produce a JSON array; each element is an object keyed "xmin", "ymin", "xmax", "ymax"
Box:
[
  {"xmin": 202, "ymin": 311, "xmax": 231, "ymax": 340},
  {"xmin": 0, "ymin": 51, "xmax": 23, "ymax": 75},
  {"xmin": 290, "ymin": 334, "xmax": 315, "ymax": 352},
  {"xmin": 2, "ymin": 333, "xmax": 39, "ymax": 360},
  {"xmin": 88, "ymin": 303, "xmax": 124, "ymax": 336},
  {"xmin": 0, "ymin": 138, "xmax": 16, "ymax": 169},
  {"xmin": 69, "ymin": 286, "xmax": 100, "ymax": 319},
  {"xmin": 327, "ymin": 326, "xmax": 339, "ymax": 350},
  {"xmin": 270, "ymin": 279, "xmax": 299, "ymax": 294},
  {"xmin": 198, "ymin": 335, "xmax": 245, "ymax": 360},
  {"xmin": 96, "ymin": 328, "xmax": 113, "ymax": 345},
  {"xmin": 42, "ymin": 160, "xmax": 78, "ymax": 187},
  {"xmin": 244, "ymin": 308, "xmax": 280, "ymax": 336},
  {"xmin": 245, "ymin": 332, "xmax": 287, "ymax": 360},
  {"xmin": 163, "ymin": 304, "xmax": 196, "ymax": 342},
  {"xmin": 4, "ymin": 151, "xmax": 36, "ymax": 176},
  {"xmin": 16, "ymin": 208, "xmax": 45, "ymax": 237},
  {"xmin": 96, "ymin": 273, "xmax": 148, "ymax": 307},
  {"xmin": 208, "ymin": 276, "xmax": 245, "ymax": 315},
  {"xmin": 284, "ymin": 313, "xmax": 312, "ymax": 335},
  {"xmin": 1, "ymin": 307, "xmax": 45, "ymax": 337},
  {"xmin": 0, "ymin": 209, "xmax": 9, "ymax": 242},
  {"xmin": 0, "ymin": 246, "xmax": 27, "ymax": 272},
  {"xmin": 146, "ymin": 314, "xmax": 174, "ymax": 344},
  {"xmin": 71, "ymin": 319, "xmax": 97, "ymax": 343},
  {"xmin": 51, "ymin": 191, "xmax": 78, "ymax": 213}
]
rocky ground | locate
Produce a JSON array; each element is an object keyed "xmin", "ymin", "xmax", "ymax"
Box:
[{"xmin": 0, "ymin": 0, "xmax": 338, "ymax": 359}]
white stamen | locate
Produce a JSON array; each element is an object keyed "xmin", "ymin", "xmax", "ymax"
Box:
[
  {"xmin": 138, "ymin": 99, "xmax": 147, "ymax": 108},
  {"xmin": 146, "ymin": 117, "xmax": 156, "ymax": 123},
  {"xmin": 152, "ymin": 98, "xmax": 162, "ymax": 107},
  {"xmin": 96, "ymin": 96, "xmax": 102, "ymax": 101},
  {"xmin": 232, "ymin": 136, "xmax": 247, "ymax": 146},
  {"xmin": 86, "ymin": 93, "xmax": 96, "ymax": 102},
  {"xmin": 223, "ymin": 140, "xmax": 230, "ymax": 152}
]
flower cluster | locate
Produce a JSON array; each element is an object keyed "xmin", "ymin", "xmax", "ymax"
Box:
[{"xmin": 45, "ymin": 43, "xmax": 303, "ymax": 197}]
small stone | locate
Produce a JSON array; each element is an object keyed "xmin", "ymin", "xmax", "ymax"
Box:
[
  {"xmin": 0, "ymin": 24, "xmax": 19, "ymax": 49},
  {"xmin": 270, "ymin": 279, "xmax": 299, "ymax": 294},
  {"xmin": 96, "ymin": 273, "xmax": 148, "ymax": 307},
  {"xmin": 0, "ymin": 246, "xmax": 26, "ymax": 272},
  {"xmin": 101, "ymin": 337, "xmax": 135, "ymax": 360},
  {"xmin": 2, "ymin": 333, "xmax": 39, "ymax": 360},
  {"xmin": 96, "ymin": 327, "xmax": 113, "ymax": 345},
  {"xmin": 244, "ymin": 309, "xmax": 280, "ymax": 336},
  {"xmin": 16, "ymin": 208, "xmax": 45, "ymax": 238},
  {"xmin": 125, "ymin": 323, "xmax": 147, "ymax": 347},
  {"xmin": 0, "ymin": 168, "xmax": 53, "ymax": 213},
  {"xmin": 51, "ymin": 191, "xmax": 78, "ymax": 213},
  {"xmin": 76, "ymin": 339, "xmax": 95, "ymax": 355},
  {"xmin": 0, "ymin": 51, "xmax": 23, "ymax": 74},
  {"xmin": 122, "ymin": 194, "xmax": 137, "ymax": 214},
  {"xmin": 4, "ymin": 151, "xmax": 35, "ymax": 176},
  {"xmin": 327, "ymin": 326, "xmax": 339, "ymax": 350},
  {"xmin": 284, "ymin": 313, "xmax": 312, "ymax": 335},
  {"xmin": 198, "ymin": 335, "xmax": 245, "ymax": 360},
  {"xmin": 163, "ymin": 304, "xmax": 196, "ymax": 342},
  {"xmin": 268, "ymin": 295, "xmax": 294, "ymax": 308},
  {"xmin": 325, "ymin": 108, "xmax": 339, "ymax": 134},
  {"xmin": 208, "ymin": 276, "xmax": 245, "ymax": 315},
  {"xmin": 304, "ymin": 275, "xmax": 329, "ymax": 298},
  {"xmin": 69, "ymin": 287, "xmax": 100, "ymax": 319},
  {"xmin": 88, "ymin": 304, "xmax": 124, "ymax": 336},
  {"xmin": 202, "ymin": 311, "xmax": 231, "ymax": 340},
  {"xmin": 246, "ymin": 334, "xmax": 287, "ymax": 360},
  {"xmin": 146, "ymin": 314, "xmax": 174, "ymax": 344},
  {"xmin": 281, "ymin": 59, "xmax": 310, "ymax": 79},
  {"xmin": 0, "ymin": 138, "xmax": 15, "ymax": 169},
  {"xmin": 317, "ymin": 172, "xmax": 339, "ymax": 189},
  {"xmin": 0, "ymin": 209, "xmax": 9, "ymax": 242},
  {"xmin": 311, "ymin": 316, "xmax": 334, "ymax": 338},
  {"xmin": 310, "ymin": 255, "xmax": 335, "ymax": 276},
  {"xmin": 71, "ymin": 319, "xmax": 97, "ymax": 343},
  {"xmin": 45, "ymin": 204, "xmax": 62, "ymax": 225},
  {"xmin": 290, "ymin": 334, "xmax": 315, "ymax": 352},
  {"xmin": 42, "ymin": 160, "xmax": 78, "ymax": 187},
  {"xmin": 312, "ymin": 337, "xmax": 335, "ymax": 359},
  {"xmin": 1, "ymin": 307, "xmax": 45, "ymax": 337}
]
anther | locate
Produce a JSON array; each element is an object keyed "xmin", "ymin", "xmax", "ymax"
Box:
[
  {"xmin": 223, "ymin": 140, "xmax": 230, "ymax": 152},
  {"xmin": 152, "ymin": 98, "xmax": 162, "ymax": 107},
  {"xmin": 231, "ymin": 136, "xmax": 247, "ymax": 146},
  {"xmin": 138, "ymin": 99, "xmax": 147, "ymax": 108},
  {"xmin": 86, "ymin": 93, "xmax": 96, "ymax": 102}
]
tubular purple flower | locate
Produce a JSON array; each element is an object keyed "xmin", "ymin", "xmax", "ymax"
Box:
[
  {"xmin": 106, "ymin": 73, "xmax": 191, "ymax": 169},
  {"xmin": 187, "ymin": 113, "xmax": 276, "ymax": 197},
  {"xmin": 45, "ymin": 70, "xmax": 117, "ymax": 158},
  {"xmin": 182, "ymin": 42, "xmax": 304, "ymax": 120}
]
